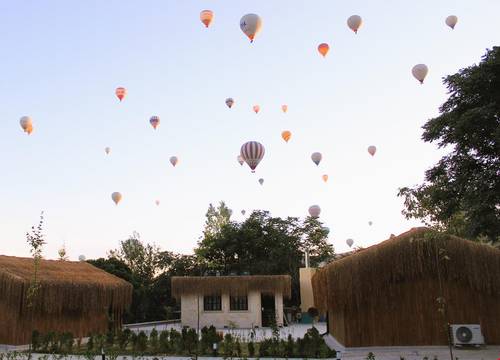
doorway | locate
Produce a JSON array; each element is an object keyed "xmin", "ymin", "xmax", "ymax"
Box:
[{"xmin": 261, "ymin": 293, "xmax": 275, "ymax": 327}]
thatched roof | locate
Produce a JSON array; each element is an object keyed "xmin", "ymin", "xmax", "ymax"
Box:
[
  {"xmin": 172, "ymin": 275, "xmax": 291, "ymax": 299},
  {"xmin": 0, "ymin": 255, "xmax": 133, "ymax": 316},
  {"xmin": 312, "ymin": 227, "xmax": 500, "ymax": 313}
]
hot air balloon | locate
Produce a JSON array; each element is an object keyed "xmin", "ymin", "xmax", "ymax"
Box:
[
  {"xmin": 170, "ymin": 156, "xmax": 179, "ymax": 167},
  {"xmin": 308, "ymin": 205, "xmax": 321, "ymax": 218},
  {"xmin": 323, "ymin": 226, "xmax": 330, "ymax": 234},
  {"xmin": 200, "ymin": 10, "xmax": 214, "ymax": 28},
  {"xmin": 368, "ymin": 145, "xmax": 377, "ymax": 156},
  {"xmin": 105, "ymin": 147, "xmax": 111, "ymax": 155},
  {"xmin": 253, "ymin": 105, "xmax": 260, "ymax": 114},
  {"xmin": 155, "ymin": 200, "xmax": 160, "ymax": 206},
  {"xmin": 241, "ymin": 210, "xmax": 246, "ymax": 215},
  {"xmin": 318, "ymin": 43, "xmax": 329, "ymax": 57},
  {"xmin": 115, "ymin": 87, "xmax": 127, "ymax": 102},
  {"xmin": 240, "ymin": 14, "xmax": 262, "ymax": 42},
  {"xmin": 347, "ymin": 15, "xmax": 363, "ymax": 33},
  {"xmin": 259, "ymin": 178, "xmax": 264, "ymax": 185},
  {"xmin": 412, "ymin": 64, "xmax": 428, "ymax": 84},
  {"xmin": 281, "ymin": 130, "xmax": 291, "ymax": 143},
  {"xmin": 322, "ymin": 174, "xmax": 328, "ymax": 183},
  {"xmin": 226, "ymin": 98, "xmax": 234, "ymax": 108},
  {"xmin": 78, "ymin": 255, "xmax": 86, "ymax": 262},
  {"xmin": 240, "ymin": 141, "xmax": 265, "ymax": 172},
  {"xmin": 111, "ymin": 192, "xmax": 122, "ymax": 205},
  {"xmin": 20, "ymin": 116, "xmax": 33, "ymax": 134},
  {"xmin": 237, "ymin": 155, "xmax": 244, "ymax": 166},
  {"xmin": 150, "ymin": 116, "xmax": 160, "ymax": 130},
  {"xmin": 368, "ymin": 221, "xmax": 373, "ymax": 226},
  {"xmin": 281, "ymin": 104, "xmax": 288, "ymax": 113},
  {"xmin": 311, "ymin": 152, "xmax": 322, "ymax": 166},
  {"xmin": 346, "ymin": 238, "xmax": 354, "ymax": 248},
  {"xmin": 445, "ymin": 15, "xmax": 458, "ymax": 29}
]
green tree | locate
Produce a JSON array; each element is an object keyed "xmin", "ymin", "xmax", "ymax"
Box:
[
  {"xmin": 399, "ymin": 47, "xmax": 500, "ymax": 245},
  {"xmin": 203, "ymin": 201, "xmax": 232, "ymax": 238}
]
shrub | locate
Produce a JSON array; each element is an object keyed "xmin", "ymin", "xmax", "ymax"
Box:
[
  {"xmin": 200, "ymin": 325, "xmax": 222, "ymax": 355},
  {"xmin": 169, "ymin": 328, "xmax": 182, "ymax": 353},
  {"xmin": 31, "ymin": 330, "xmax": 41, "ymax": 351},
  {"xmin": 285, "ymin": 334, "xmax": 295, "ymax": 357},
  {"xmin": 136, "ymin": 331, "xmax": 148, "ymax": 353},
  {"xmin": 222, "ymin": 333, "xmax": 234, "ymax": 358},
  {"xmin": 130, "ymin": 332, "xmax": 138, "ymax": 352},
  {"xmin": 159, "ymin": 330, "xmax": 170, "ymax": 353},
  {"xmin": 106, "ymin": 329, "xmax": 115, "ymax": 348},
  {"xmin": 118, "ymin": 328, "xmax": 131, "ymax": 350},
  {"xmin": 59, "ymin": 332, "xmax": 74, "ymax": 353},
  {"xmin": 366, "ymin": 352, "xmax": 376, "ymax": 360},
  {"xmin": 149, "ymin": 328, "xmax": 159, "ymax": 352},
  {"xmin": 181, "ymin": 327, "xmax": 198, "ymax": 354},
  {"xmin": 247, "ymin": 341, "xmax": 255, "ymax": 357},
  {"xmin": 87, "ymin": 334, "xmax": 95, "ymax": 351}
]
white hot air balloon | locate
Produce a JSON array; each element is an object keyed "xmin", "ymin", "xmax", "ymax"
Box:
[
  {"xmin": 311, "ymin": 152, "xmax": 322, "ymax": 166},
  {"xmin": 240, "ymin": 14, "xmax": 262, "ymax": 43},
  {"xmin": 105, "ymin": 147, "xmax": 111, "ymax": 155},
  {"xmin": 346, "ymin": 238, "xmax": 354, "ymax": 248},
  {"xmin": 170, "ymin": 156, "xmax": 179, "ymax": 167},
  {"xmin": 308, "ymin": 205, "xmax": 321, "ymax": 218},
  {"xmin": 347, "ymin": 15, "xmax": 363, "ymax": 34},
  {"xmin": 445, "ymin": 15, "xmax": 458, "ymax": 29},
  {"xmin": 111, "ymin": 192, "xmax": 122, "ymax": 205},
  {"xmin": 412, "ymin": 64, "xmax": 429, "ymax": 84},
  {"xmin": 20, "ymin": 116, "xmax": 33, "ymax": 134},
  {"xmin": 78, "ymin": 255, "xmax": 86, "ymax": 262}
]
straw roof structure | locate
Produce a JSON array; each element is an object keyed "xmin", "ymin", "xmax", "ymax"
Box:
[
  {"xmin": 0, "ymin": 255, "xmax": 133, "ymax": 345},
  {"xmin": 172, "ymin": 275, "xmax": 291, "ymax": 299},
  {"xmin": 312, "ymin": 228, "xmax": 500, "ymax": 346}
]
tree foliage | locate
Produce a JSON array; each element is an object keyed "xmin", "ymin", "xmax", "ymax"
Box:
[{"xmin": 399, "ymin": 47, "xmax": 500, "ymax": 245}]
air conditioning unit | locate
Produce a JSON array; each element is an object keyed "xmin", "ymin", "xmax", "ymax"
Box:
[{"xmin": 450, "ymin": 324, "xmax": 484, "ymax": 346}]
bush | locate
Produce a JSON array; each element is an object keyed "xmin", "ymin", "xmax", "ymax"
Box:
[
  {"xmin": 106, "ymin": 329, "xmax": 115, "ymax": 348},
  {"xmin": 159, "ymin": 330, "xmax": 170, "ymax": 353},
  {"xmin": 130, "ymin": 332, "xmax": 138, "ymax": 352},
  {"xmin": 136, "ymin": 331, "xmax": 148, "ymax": 353},
  {"xmin": 118, "ymin": 328, "xmax": 131, "ymax": 350},
  {"xmin": 169, "ymin": 328, "xmax": 182, "ymax": 353},
  {"xmin": 149, "ymin": 328, "xmax": 159, "ymax": 352},
  {"xmin": 31, "ymin": 330, "xmax": 41, "ymax": 351},
  {"xmin": 181, "ymin": 327, "xmax": 198, "ymax": 354},
  {"xmin": 87, "ymin": 334, "xmax": 95, "ymax": 351},
  {"xmin": 222, "ymin": 333, "xmax": 234, "ymax": 358},
  {"xmin": 247, "ymin": 341, "xmax": 255, "ymax": 357},
  {"xmin": 59, "ymin": 332, "xmax": 74, "ymax": 353},
  {"xmin": 200, "ymin": 325, "xmax": 222, "ymax": 355}
]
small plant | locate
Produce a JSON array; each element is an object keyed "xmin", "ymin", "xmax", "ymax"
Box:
[
  {"xmin": 106, "ymin": 329, "xmax": 115, "ymax": 348},
  {"xmin": 31, "ymin": 330, "xmax": 41, "ymax": 351},
  {"xmin": 118, "ymin": 328, "xmax": 132, "ymax": 350},
  {"xmin": 87, "ymin": 334, "xmax": 94, "ymax": 351},
  {"xmin": 159, "ymin": 330, "xmax": 169, "ymax": 353},
  {"xmin": 136, "ymin": 331, "xmax": 148, "ymax": 353},
  {"xmin": 366, "ymin": 352, "xmax": 376, "ymax": 360},
  {"xmin": 247, "ymin": 341, "xmax": 255, "ymax": 357},
  {"xmin": 149, "ymin": 328, "xmax": 159, "ymax": 352}
]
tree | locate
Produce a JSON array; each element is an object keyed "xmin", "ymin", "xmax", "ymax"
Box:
[
  {"xmin": 58, "ymin": 243, "xmax": 68, "ymax": 261},
  {"xmin": 203, "ymin": 201, "xmax": 232, "ymax": 238},
  {"xmin": 399, "ymin": 47, "xmax": 500, "ymax": 245},
  {"xmin": 196, "ymin": 208, "xmax": 335, "ymax": 304}
]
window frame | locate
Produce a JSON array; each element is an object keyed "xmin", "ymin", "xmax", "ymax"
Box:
[
  {"xmin": 229, "ymin": 294, "xmax": 249, "ymax": 311},
  {"xmin": 203, "ymin": 294, "xmax": 222, "ymax": 311}
]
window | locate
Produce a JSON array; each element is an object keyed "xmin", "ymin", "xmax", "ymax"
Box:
[
  {"xmin": 230, "ymin": 295, "xmax": 248, "ymax": 311},
  {"xmin": 204, "ymin": 295, "xmax": 222, "ymax": 311}
]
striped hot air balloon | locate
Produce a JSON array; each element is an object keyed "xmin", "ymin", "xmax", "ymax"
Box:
[
  {"xmin": 240, "ymin": 141, "xmax": 265, "ymax": 173},
  {"xmin": 115, "ymin": 87, "xmax": 127, "ymax": 101},
  {"xmin": 150, "ymin": 116, "xmax": 160, "ymax": 130}
]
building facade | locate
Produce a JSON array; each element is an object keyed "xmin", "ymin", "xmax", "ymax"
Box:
[{"xmin": 172, "ymin": 275, "xmax": 291, "ymax": 329}]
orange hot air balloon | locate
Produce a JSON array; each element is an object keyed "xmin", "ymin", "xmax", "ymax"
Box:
[
  {"xmin": 115, "ymin": 87, "xmax": 127, "ymax": 102},
  {"xmin": 281, "ymin": 104, "xmax": 288, "ymax": 113},
  {"xmin": 281, "ymin": 130, "xmax": 291, "ymax": 143},
  {"xmin": 318, "ymin": 43, "xmax": 329, "ymax": 57},
  {"xmin": 253, "ymin": 105, "xmax": 260, "ymax": 114},
  {"xmin": 26, "ymin": 123, "xmax": 34, "ymax": 135},
  {"xmin": 200, "ymin": 10, "xmax": 214, "ymax": 28},
  {"xmin": 322, "ymin": 174, "xmax": 328, "ymax": 183}
]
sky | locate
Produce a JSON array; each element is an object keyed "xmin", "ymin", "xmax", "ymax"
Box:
[{"xmin": 1, "ymin": 0, "xmax": 499, "ymax": 260}]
